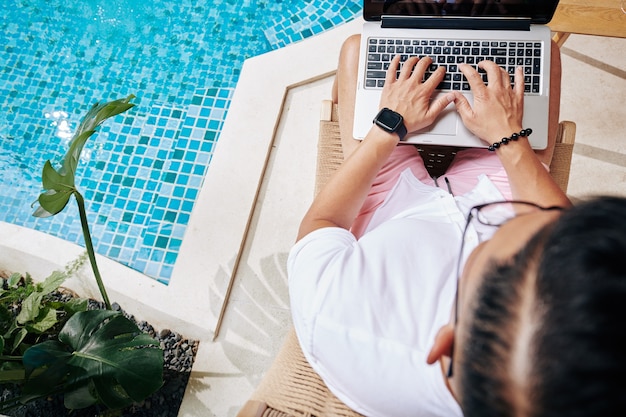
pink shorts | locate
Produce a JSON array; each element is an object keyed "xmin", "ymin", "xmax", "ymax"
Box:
[{"xmin": 350, "ymin": 145, "xmax": 513, "ymax": 238}]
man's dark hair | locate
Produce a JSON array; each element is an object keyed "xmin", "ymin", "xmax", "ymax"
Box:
[{"xmin": 459, "ymin": 196, "xmax": 626, "ymax": 417}]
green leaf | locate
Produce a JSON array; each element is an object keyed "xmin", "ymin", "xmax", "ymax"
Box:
[
  {"xmin": 17, "ymin": 292, "xmax": 43, "ymax": 325},
  {"xmin": 3, "ymin": 319, "xmax": 18, "ymax": 340},
  {"xmin": 48, "ymin": 297, "xmax": 88, "ymax": 315},
  {"xmin": 62, "ymin": 130, "xmax": 96, "ymax": 179},
  {"xmin": 24, "ymin": 274, "xmax": 33, "ymax": 287},
  {"xmin": 33, "ymin": 94, "xmax": 135, "ymax": 218},
  {"xmin": 34, "ymin": 189, "xmax": 74, "ymax": 217},
  {"xmin": 41, "ymin": 160, "xmax": 73, "ymax": 191},
  {"xmin": 64, "ymin": 381, "xmax": 98, "ymax": 409},
  {"xmin": 86, "ymin": 376, "xmax": 130, "ymax": 410},
  {"xmin": 61, "ymin": 96, "xmax": 135, "ymax": 184},
  {"xmin": 62, "ymin": 298, "xmax": 89, "ymax": 315},
  {"xmin": 25, "ymin": 307, "xmax": 58, "ymax": 334},
  {"xmin": 22, "ymin": 310, "xmax": 162, "ymax": 410},
  {"xmin": 22, "ymin": 340, "xmax": 71, "ymax": 376},
  {"xmin": 38, "ymin": 270, "xmax": 67, "ymax": 295},
  {"xmin": 0, "ymin": 306, "xmax": 11, "ymax": 336},
  {"xmin": 8, "ymin": 273, "xmax": 22, "ymax": 287},
  {"xmin": 32, "ymin": 204, "xmax": 54, "ymax": 218},
  {"xmin": 11, "ymin": 328, "xmax": 28, "ymax": 354},
  {"xmin": 12, "ymin": 271, "xmax": 64, "ymax": 335},
  {"xmin": 21, "ymin": 341, "xmax": 74, "ymax": 403}
]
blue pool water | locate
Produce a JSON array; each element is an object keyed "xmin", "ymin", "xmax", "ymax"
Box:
[{"xmin": 0, "ymin": 0, "xmax": 361, "ymax": 284}]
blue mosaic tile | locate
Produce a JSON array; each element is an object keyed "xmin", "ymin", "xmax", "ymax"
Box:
[
  {"xmin": 0, "ymin": 0, "xmax": 361, "ymax": 284},
  {"xmin": 264, "ymin": 0, "xmax": 361, "ymax": 48}
]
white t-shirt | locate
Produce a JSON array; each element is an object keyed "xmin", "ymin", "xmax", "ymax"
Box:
[{"xmin": 288, "ymin": 169, "xmax": 505, "ymax": 417}]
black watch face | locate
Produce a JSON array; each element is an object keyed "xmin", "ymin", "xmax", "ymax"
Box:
[{"xmin": 378, "ymin": 109, "xmax": 402, "ymax": 131}]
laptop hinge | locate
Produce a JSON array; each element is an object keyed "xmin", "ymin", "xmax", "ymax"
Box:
[{"xmin": 381, "ymin": 16, "xmax": 532, "ymax": 31}]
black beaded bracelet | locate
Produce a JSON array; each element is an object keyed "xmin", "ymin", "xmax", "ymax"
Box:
[{"xmin": 487, "ymin": 128, "xmax": 533, "ymax": 152}]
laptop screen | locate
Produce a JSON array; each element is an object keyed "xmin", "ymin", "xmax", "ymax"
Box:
[{"xmin": 363, "ymin": 0, "xmax": 560, "ymax": 24}]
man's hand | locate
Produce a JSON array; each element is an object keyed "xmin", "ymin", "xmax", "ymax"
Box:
[
  {"xmin": 453, "ymin": 60, "xmax": 524, "ymax": 144},
  {"xmin": 379, "ymin": 55, "xmax": 455, "ymax": 134}
]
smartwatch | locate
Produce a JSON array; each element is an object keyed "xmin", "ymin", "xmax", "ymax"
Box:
[{"xmin": 373, "ymin": 108, "xmax": 408, "ymax": 141}]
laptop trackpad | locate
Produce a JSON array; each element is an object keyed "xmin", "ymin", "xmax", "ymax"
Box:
[{"xmin": 428, "ymin": 108, "xmax": 458, "ymax": 135}]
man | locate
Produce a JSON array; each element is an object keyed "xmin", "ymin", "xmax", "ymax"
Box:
[{"xmin": 288, "ymin": 34, "xmax": 626, "ymax": 416}]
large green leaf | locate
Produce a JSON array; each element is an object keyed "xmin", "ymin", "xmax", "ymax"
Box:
[
  {"xmin": 22, "ymin": 310, "xmax": 163, "ymax": 410},
  {"xmin": 63, "ymin": 381, "xmax": 98, "ymax": 409},
  {"xmin": 59, "ymin": 311, "xmax": 163, "ymax": 402},
  {"xmin": 34, "ymin": 189, "xmax": 75, "ymax": 217},
  {"xmin": 19, "ymin": 341, "xmax": 74, "ymax": 404},
  {"xmin": 41, "ymin": 160, "xmax": 73, "ymax": 191},
  {"xmin": 33, "ymin": 95, "xmax": 135, "ymax": 218},
  {"xmin": 62, "ymin": 96, "xmax": 135, "ymax": 179}
]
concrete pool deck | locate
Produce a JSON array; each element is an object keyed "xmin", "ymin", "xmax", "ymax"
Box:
[{"xmin": 1, "ymin": 16, "xmax": 625, "ymax": 417}]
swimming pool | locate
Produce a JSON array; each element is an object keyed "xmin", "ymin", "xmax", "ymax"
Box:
[{"xmin": 0, "ymin": 0, "xmax": 360, "ymax": 284}]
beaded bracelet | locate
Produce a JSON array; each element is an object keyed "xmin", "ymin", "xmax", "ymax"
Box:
[{"xmin": 487, "ymin": 128, "xmax": 533, "ymax": 152}]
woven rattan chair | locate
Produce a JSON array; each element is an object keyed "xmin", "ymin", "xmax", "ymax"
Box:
[{"xmin": 237, "ymin": 100, "xmax": 576, "ymax": 417}]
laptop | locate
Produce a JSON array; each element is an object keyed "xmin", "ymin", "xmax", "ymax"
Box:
[{"xmin": 353, "ymin": 0, "xmax": 560, "ymax": 149}]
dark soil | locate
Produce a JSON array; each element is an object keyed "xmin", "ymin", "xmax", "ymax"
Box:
[{"xmin": 0, "ymin": 296, "xmax": 199, "ymax": 417}]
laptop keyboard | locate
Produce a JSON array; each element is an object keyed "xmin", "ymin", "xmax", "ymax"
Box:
[{"xmin": 366, "ymin": 37, "xmax": 543, "ymax": 94}]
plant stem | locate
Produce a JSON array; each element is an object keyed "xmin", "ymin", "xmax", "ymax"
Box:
[
  {"xmin": 0, "ymin": 355, "xmax": 23, "ymax": 361},
  {"xmin": 74, "ymin": 191, "xmax": 112, "ymax": 310}
]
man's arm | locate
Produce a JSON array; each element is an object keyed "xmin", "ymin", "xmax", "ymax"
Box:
[
  {"xmin": 454, "ymin": 60, "xmax": 571, "ymax": 209},
  {"xmin": 297, "ymin": 55, "xmax": 455, "ymax": 241}
]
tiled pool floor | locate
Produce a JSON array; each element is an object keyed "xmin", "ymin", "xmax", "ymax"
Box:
[{"xmin": 0, "ymin": 0, "xmax": 360, "ymax": 284}]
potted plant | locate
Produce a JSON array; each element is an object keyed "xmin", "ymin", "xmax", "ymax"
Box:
[{"xmin": 0, "ymin": 96, "xmax": 165, "ymax": 413}]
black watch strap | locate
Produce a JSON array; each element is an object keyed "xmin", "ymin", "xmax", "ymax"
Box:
[{"xmin": 395, "ymin": 122, "xmax": 407, "ymax": 141}]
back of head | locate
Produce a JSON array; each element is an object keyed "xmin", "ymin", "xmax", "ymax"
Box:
[{"xmin": 459, "ymin": 196, "xmax": 626, "ymax": 417}]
